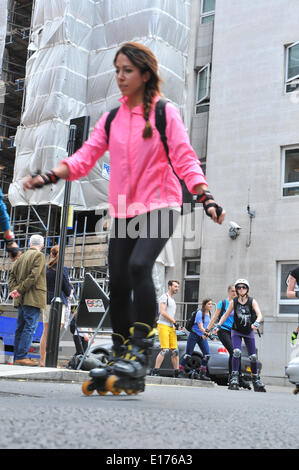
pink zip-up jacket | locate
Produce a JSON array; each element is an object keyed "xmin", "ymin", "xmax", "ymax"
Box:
[{"xmin": 62, "ymin": 95, "xmax": 207, "ymax": 218}]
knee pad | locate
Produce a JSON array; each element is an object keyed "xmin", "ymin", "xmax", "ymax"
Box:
[
  {"xmin": 170, "ymin": 348, "xmax": 179, "ymax": 357},
  {"xmin": 249, "ymin": 353, "xmax": 257, "ymax": 363},
  {"xmin": 159, "ymin": 349, "xmax": 168, "ymax": 357},
  {"xmin": 233, "ymin": 348, "xmax": 242, "ymax": 359}
]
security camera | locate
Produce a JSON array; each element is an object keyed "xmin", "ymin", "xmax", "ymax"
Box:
[
  {"xmin": 229, "ymin": 221, "xmax": 241, "ymax": 230},
  {"xmin": 229, "ymin": 221, "xmax": 241, "ymax": 240}
]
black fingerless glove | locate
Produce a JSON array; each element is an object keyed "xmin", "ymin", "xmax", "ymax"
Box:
[
  {"xmin": 4, "ymin": 234, "xmax": 19, "ymax": 258},
  {"xmin": 31, "ymin": 170, "xmax": 60, "ymax": 189},
  {"xmin": 197, "ymin": 191, "xmax": 223, "ymax": 220}
]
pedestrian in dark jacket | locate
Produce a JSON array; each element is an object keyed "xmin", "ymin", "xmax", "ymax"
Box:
[
  {"xmin": 40, "ymin": 245, "xmax": 72, "ymax": 366},
  {"xmin": 8, "ymin": 234, "xmax": 46, "ymax": 366}
]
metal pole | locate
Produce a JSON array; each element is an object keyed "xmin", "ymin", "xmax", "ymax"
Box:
[
  {"xmin": 45, "ymin": 125, "xmax": 77, "ymax": 367},
  {"xmin": 45, "ymin": 115, "xmax": 90, "ymax": 367}
]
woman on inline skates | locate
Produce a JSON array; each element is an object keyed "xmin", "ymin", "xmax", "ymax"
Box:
[
  {"xmin": 216, "ymin": 279, "xmax": 266, "ymax": 392},
  {"xmin": 23, "ymin": 42, "xmax": 225, "ymax": 395}
]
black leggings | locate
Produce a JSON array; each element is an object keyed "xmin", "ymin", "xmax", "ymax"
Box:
[
  {"xmin": 217, "ymin": 328, "xmax": 234, "ymax": 375},
  {"xmin": 108, "ymin": 209, "xmax": 179, "ymax": 338}
]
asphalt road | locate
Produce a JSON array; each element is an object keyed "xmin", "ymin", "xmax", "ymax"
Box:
[{"xmin": 0, "ymin": 379, "xmax": 297, "ymax": 450}]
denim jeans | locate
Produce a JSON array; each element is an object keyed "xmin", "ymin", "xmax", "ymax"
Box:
[
  {"xmin": 180, "ymin": 330, "xmax": 210, "ymax": 368},
  {"xmin": 14, "ymin": 305, "xmax": 40, "ymax": 360}
]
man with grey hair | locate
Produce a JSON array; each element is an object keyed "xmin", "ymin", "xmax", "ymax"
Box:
[{"xmin": 8, "ymin": 234, "xmax": 46, "ymax": 366}]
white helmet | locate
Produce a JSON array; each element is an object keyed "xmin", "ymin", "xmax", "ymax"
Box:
[{"xmin": 235, "ymin": 279, "xmax": 250, "ymax": 289}]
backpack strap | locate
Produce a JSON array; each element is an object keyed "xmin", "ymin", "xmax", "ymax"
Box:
[
  {"xmin": 219, "ymin": 299, "xmax": 226, "ymax": 319},
  {"xmin": 104, "ymin": 106, "xmax": 120, "ymax": 144},
  {"xmin": 155, "ymin": 98, "xmax": 169, "ymax": 157}
]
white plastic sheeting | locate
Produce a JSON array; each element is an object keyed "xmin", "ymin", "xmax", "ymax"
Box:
[
  {"xmin": 0, "ymin": 0, "xmax": 7, "ymax": 78},
  {"xmin": 8, "ymin": 0, "xmax": 191, "ymax": 210}
]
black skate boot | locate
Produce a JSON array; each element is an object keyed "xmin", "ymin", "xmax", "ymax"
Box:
[
  {"xmin": 174, "ymin": 368, "xmax": 185, "ymax": 378},
  {"xmin": 239, "ymin": 373, "xmax": 251, "ymax": 390},
  {"xmin": 199, "ymin": 366, "xmax": 211, "ymax": 381},
  {"xmin": 82, "ymin": 333, "xmax": 127, "ymax": 396},
  {"xmin": 105, "ymin": 322, "xmax": 155, "ymax": 395},
  {"xmin": 228, "ymin": 371, "xmax": 240, "ymax": 390},
  {"xmin": 252, "ymin": 374, "xmax": 266, "ymax": 392},
  {"xmin": 150, "ymin": 368, "xmax": 160, "ymax": 376}
]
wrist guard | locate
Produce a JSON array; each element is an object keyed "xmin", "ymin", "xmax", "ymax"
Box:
[
  {"xmin": 253, "ymin": 321, "xmax": 260, "ymax": 328},
  {"xmin": 4, "ymin": 233, "xmax": 19, "ymax": 258},
  {"xmin": 197, "ymin": 191, "xmax": 223, "ymax": 220},
  {"xmin": 31, "ymin": 170, "xmax": 60, "ymax": 188}
]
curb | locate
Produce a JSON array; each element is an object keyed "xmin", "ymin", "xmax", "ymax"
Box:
[{"xmin": 0, "ymin": 365, "xmax": 215, "ymax": 387}]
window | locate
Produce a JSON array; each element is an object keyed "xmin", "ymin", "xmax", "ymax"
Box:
[
  {"xmin": 201, "ymin": 0, "xmax": 215, "ymax": 24},
  {"xmin": 278, "ymin": 262, "xmax": 299, "ymax": 315},
  {"xmin": 195, "ymin": 64, "xmax": 210, "ymax": 113},
  {"xmin": 185, "ymin": 259, "xmax": 201, "ymax": 277},
  {"xmin": 286, "ymin": 42, "xmax": 299, "ymax": 93},
  {"xmin": 184, "ymin": 259, "xmax": 200, "ymax": 317},
  {"xmin": 282, "ymin": 147, "xmax": 299, "ymax": 197}
]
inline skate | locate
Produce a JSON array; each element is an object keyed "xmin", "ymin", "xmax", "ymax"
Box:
[
  {"xmin": 82, "ymin": 332, "xmax": 127, "ymax": 396},
  {"xmin": 228, "ymin": 371, "xmax": 239, "ymax": 390},
  {"xmin": 251, "ymin": 374, "xmax": 266, "ymax": 392},
  {"xmin": 82, "ymin": 322, "xmax": 155, "ymax": 396},
  {"xmin": 239, "ymin": 374, "xmax": 251, "ymax": 390}
]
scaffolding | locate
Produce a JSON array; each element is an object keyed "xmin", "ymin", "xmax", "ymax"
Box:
[
  {"xmin": 0, "ymin": 1, "xmax": 192, "ymax": 310},
  {"xmin": 0, "ymin": 0, "xmax": 33, "ymax": 176},
  {"xmin": 0, "ymin": 202, "xmax": 110, "ymax": 306}
]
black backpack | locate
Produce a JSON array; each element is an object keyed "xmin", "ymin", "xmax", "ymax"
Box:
[
  {"xmin": 232, "ymin": 296, "xmax": 257, "ymax": 335},
  {"xmin": 104, "ymin": 99, "xmax": 196, "ymax": 214},
  {"xmin": 185, "ymin": 310, "xmax": 197, "ymax": 332}
]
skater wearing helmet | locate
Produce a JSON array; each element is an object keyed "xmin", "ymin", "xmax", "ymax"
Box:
[
  {"xmin": 204, "ymin": 285, "xmax": 251, "ymax": 390},
  {"xmin": 216, "ymin": 279, "xmax": 266, "ymax": 392},
  {"xmin": 22, "ymin": 42, "xmax": 225, "ymax": 395}
]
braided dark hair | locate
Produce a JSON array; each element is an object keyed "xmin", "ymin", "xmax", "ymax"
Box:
[{"xmin": 114, "ymin": 42, "xmax": 162, "ymax": 139}]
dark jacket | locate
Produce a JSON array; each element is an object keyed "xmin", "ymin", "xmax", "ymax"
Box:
[
  {"xmin": 46, "ymin": 265, "xmax": 72, "ymax": 306},
  {"xmin": 8, "ymin": 247, "xmax": 46, "ymax": 309}
]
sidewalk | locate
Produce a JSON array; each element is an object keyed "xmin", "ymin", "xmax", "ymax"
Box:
[{"xmin": 0, "ymin": 363, "xmax": 215, "ymax": 388}]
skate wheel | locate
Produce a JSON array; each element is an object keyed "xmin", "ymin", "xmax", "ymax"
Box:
[
  {"xmin": 97, "ymin": 389, "xmax": 107, "ymax": 396},
  {"xmin": 293, "ymin": 388, "xmax": 298, "ymax": 395},
  {"xmin": 125, "ymin": 389, "xmax": 134, "ymax": 395},
  {"xmin": 106, "ymin": 375, "xmax": 122, "ymax": 395},
  {"xmin": 82, "ymin": 380, "xmax": 94, "ymax": 396}
]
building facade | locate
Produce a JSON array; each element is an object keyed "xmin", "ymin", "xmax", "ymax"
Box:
[{"xmin": 175, "ymin": 0, "xmax": 299, "ymax": 383}]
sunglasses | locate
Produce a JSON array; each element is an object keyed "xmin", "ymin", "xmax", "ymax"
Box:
[{"xmin": 236, "ymin": 285, "xmax": 248, "ymax": 290}]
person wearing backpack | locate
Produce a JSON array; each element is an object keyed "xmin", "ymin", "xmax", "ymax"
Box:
[
  {"xmin": 150, "ymin": 280, "xmax": 182, "ymax": 378},
  {"xmin": 179, "ymin": 298, "xmax": 213, "ymax": 381},
  {"xmin": 204, "ymin": 285, "xmax": 251, "ymax": 389},
  {"xmin": 216, "ymin": 279, "xmax": 266, "ymax": 392},
  {"xmin": 22, "ymin": 42, "xmax": 225, "ymax": 395}
]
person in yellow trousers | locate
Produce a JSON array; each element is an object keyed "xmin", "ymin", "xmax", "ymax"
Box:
[{"xmin": 151, "ymin": 280, "xmax": 183, "ymax": 378}]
